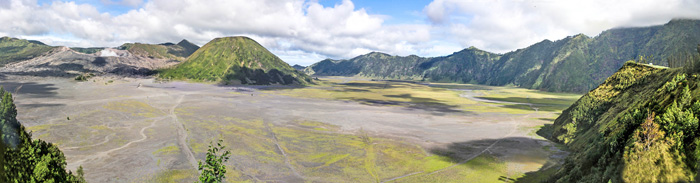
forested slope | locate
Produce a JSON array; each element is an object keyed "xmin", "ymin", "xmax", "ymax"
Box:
[
  {"xmin": 0, "ymin": 88, "xmax": 85, "ymax": 182},
  {"xmin": 305, "ymin": 19, "xmax": 700, "ymax": 93},
  {"xmin": 548, "ymin": 50, "xmax": 700, "ymax": 182}
]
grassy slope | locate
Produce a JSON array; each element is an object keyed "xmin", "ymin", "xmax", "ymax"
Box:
[
  {"xmin": 305, "ymin": 52, "xmax": 429, "ymax": 79},
  {"xmin": 423, "ymin": 47, "xmax": 501, "ymax": 83},
  {"xmin": 548, "ymin": 59, "xmax": 700, "ymax": 182},
  {"xmin": 0, "ymin": 37, "xmax": 54, "ymax": 66},
  {"xmin": 117, "ymin": 39, "xmax": 199, "ymax": 61},
  {"xmin": 70, "ymin": 47, "xmax": 105, "ymax": 54},
  {"xmin": 305, "ymin": 19, "xmax": 700, "ymax": 93},
  {"xmin": 160, "ymin": 36, "xmax": 310, "ymax": 85}
]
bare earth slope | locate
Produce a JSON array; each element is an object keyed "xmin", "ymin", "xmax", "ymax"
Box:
[{"xmin": 0, "ymin": 47, "xmax": 180, "ymax": 77}]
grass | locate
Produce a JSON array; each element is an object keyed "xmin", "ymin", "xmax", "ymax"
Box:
[
  {"xmin": 153, "ymin": 144, "xmax": 180, "ymax": 155},
  {"xmin": 172, "ymin": 104, "xmax": 545, "ymax": 182},
  {"xmin": 296, "ymin": 120, "xmax": 340, "ymax": 132},
  {"xmin": 391, "ymin": 154, "xmax": 514, "ymax": 183},
  {"xmin": 102, "ymin": 100, "xmax": 165, "ymax": 117},
  {"xmin": 150, "ymin": 169, "xmax": 197, "ymax": 183},
  {"xmin": 174, "ymin": 107, "xmax": 473, "ymax": 182},
  {"xmin": 268, "ymin": 78, "xmax": 580, "ymax": 114}
]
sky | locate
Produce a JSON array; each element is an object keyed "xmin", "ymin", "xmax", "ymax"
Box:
[{"xmin": 1, "ymin": 0, "xmax": 699, "ymax": 66}]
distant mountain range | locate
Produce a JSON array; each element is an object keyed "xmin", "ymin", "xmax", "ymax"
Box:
[
  {"xmin": 305, "ymin": 19, "xmax": 700, "ymax": 93},
  {"xmin": 0, "ymin": 37, "xmax": 199, "ymax": 77},
  {"xmin": 117, "ymin": 39, "xmax": 199, "ymax": 61},
  {"xmin": 2, "ymin": 19, "xmax": 699, "ymax": 88},
  {"xmin": 0, "ymin": 36, "xmax": 310, "ymax": 85}
]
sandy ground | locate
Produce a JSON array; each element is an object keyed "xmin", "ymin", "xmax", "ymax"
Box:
[{"xmin": 0, "ymin": 75, "xmax": 566, "ymax": 182}]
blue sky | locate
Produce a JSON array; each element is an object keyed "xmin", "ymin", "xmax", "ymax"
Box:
[
  {"xmin": 2, "ymin": 0, "xmax": 699, "ymax": 66},
  {"xmin": 37, "ymin": 0, "xmax": 137, "ymax": 15},
  {"xmin": 318, "ymin": 0, "xmax": 433, "ymax": 24}
]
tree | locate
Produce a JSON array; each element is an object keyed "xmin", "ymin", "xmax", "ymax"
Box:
[
  {"xmin": 1, "ymin": 88, "xmax": 82, "ymax": 182},
  {"xmin": 197, "ymin": 139, "xmax": 231, "ymax": 183},
  {"xmin": 623, "ymin": 112, "xmax": 689, "ymax": 182},
  {"xmin": 76, "ymin": 166, "xmax": 86, "ymax": 183}
]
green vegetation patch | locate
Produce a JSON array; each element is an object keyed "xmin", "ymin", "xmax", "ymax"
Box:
[
  {"xmin": 149, "ymin": 169, "xmax": 197, "ymax": 183},
  {"xmin": 549, "ymin": 56, "xmax": 700, "ymax": 182},
  {"xmin": 159, "ymin": 36, "xmax": 311, "ymax": 85},
  {"xmin": 102, "ymin": 100, "xmax": 165, "ymax": 117},
  {"xmin": 390, "ymin": 154, "xmax": 514, "ymax": 183},
  {"xmin": 153, "ymin": 144, "xmax": 180, "ymax": 155},
  {"xmin": 0, "ymin": 37, "xmax": 54, "ymax": 66},
  {"xmin": 272, "ymin": 79, "xmax": 579, "ymax": 114}
]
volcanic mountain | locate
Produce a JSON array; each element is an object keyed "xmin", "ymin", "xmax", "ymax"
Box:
[{"xmin": 159, "ymin": 36, "xmax": 311, "ymax": 85}]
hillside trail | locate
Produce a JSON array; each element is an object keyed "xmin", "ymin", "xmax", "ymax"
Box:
[{"xmin": 137, "ymin": 83, "xmax": 198, "ymax": 170}]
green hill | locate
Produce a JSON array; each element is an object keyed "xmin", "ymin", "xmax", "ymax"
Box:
[
  {"xmin": 0, "ymin": 37, "xmax": 54, "ymax": 66},
  {"xmin": 305, "ymin": 19, "xmax": 700, "ymax": 93},
  {"xmin": 117, "ymin": 39, "xmax": 200, "ymax": 60},
  {"xmin": 545, "ymin": 49, "xmax": 700, "ymax": 182},
  {"xmin": 159, "ymin": 36, "xmax": 311, "ymax": 85}
]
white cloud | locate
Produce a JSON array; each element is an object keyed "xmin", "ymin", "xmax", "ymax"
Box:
[
  {"xmin": 425, "ymin": 0, "xmax": 700, "ymax": 53},
  {"xmin": 1, "ymin": 0, "xmax": 698, "ymax": 66},
  {"xmin": 0, "ymin": 0, "xmax": 442, "ymax": 66}
]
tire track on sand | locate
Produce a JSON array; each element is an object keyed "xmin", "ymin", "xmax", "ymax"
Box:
[
  {"xmin": 70, "ymin": 117, "xmax": 163, "ymax": 167},
  {"xmin": 170, "ymin": 95, "xmax": 198, "ymax": 170}
]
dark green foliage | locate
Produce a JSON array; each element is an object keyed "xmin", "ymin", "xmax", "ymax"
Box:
[
  {"xmin": 548, "ymin": 59, "xmax": 700, "ymax": 182},
  {"xmin": 1, "ymin": 88, "xmax": 21, "ymax": 148},
  {"xmin": 74, "ymin": 73, "xmax": 95, "ymax": 81},
  {"xmin": 0, "ymin": 37, "xmax": 54, "ymax": 66},
  {"xmin": 197, "ymin": 139, "xmax": 230, "ymax": 183},
  {"xmin": 76, "ymin": 166, "xmax": 85, "ymax": 183},
  {"xmin": 160, "ymin": 36, "xmax": 311, "ymax": 85},
  {"xmin": 305, "ymin": 19, "xmax": 700, "ymax": 93},
  {"xmin": 224, "ymin": 66, "xmax": 302, "ymax": 85},
  {"xmin": 1, "ymin": 88, "xmax": 82, "ymax": 182}
]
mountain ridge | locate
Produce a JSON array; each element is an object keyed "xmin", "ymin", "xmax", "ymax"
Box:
[{"xmin": 305, "ymin": 19, "xmax": 700, "ymax": 93}]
